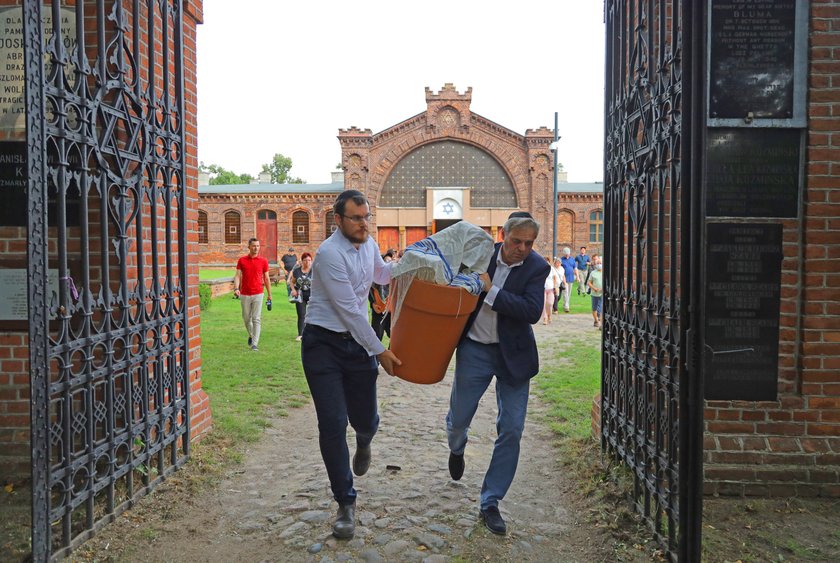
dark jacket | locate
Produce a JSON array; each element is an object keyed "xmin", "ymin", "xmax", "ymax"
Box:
[{"xmin": 460, "ymin": 243, "xmax": 550, "ymax": 383}]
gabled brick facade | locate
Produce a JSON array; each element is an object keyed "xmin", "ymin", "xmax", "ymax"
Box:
[{"xmin": 197, "ymin": 85, "xmax": 606, "ymax": 265}]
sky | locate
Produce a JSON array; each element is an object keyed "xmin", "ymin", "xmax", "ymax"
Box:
[{"xmin": 196, "ymin": 1, "xmax": 606, "ymax": 185}]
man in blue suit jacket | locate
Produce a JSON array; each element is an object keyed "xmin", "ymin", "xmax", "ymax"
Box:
[{"xmin": 446, "ymin": 212, "xmax": 550, "ymax": 535}]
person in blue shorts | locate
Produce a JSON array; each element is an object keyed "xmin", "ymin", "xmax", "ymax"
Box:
[{"xmin": 587, "ymin": 257, "xmax": 603, "ymax": 329}]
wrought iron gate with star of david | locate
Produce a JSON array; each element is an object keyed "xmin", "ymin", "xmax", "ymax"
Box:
[
  {"xmin": 602, "ymin": 1, "xmax": 704, "ymax": 561},
  {"xmin": 24, "ymin": 1, "xmax": 191, "ymax": 559}
]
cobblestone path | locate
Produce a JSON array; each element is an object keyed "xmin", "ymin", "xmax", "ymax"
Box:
[{"xmin": 86, "ymin": 315, "xmax": 617, "ymax": 562}]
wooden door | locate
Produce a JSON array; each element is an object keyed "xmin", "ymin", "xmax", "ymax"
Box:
[
  {"xmin": 377, "ymin": 227, "xmax": 399, "ymax": 253},
  {"xmin": 256, "ymin": 210, "xmax": 278, "ymax": 263},
  {"xmin": 406, "ymin": 227, "xmax": 428, "ymax": 246}
]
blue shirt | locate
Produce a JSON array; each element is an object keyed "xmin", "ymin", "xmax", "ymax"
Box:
[
  {"xmin": 560, "ymin": 256, "xmax": 576, "ymax": 282},
  {"xmin": 574, "ymin": 254, "xmax": 590, "ymax": 271},
  {"xmin": 305, "ymin": 229, "xmax": 392, "ymax": 356}
]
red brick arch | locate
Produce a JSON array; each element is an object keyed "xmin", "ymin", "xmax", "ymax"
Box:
[{"xmin": 364, "ymin": 124, "xmax": 531, "ymax": 210}]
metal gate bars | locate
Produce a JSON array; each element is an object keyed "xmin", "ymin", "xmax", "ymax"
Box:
[
  {"xmin": 602, "ymin": 1, "xmax": 703, "ymax": 560},
  {"xmin": 24, "ymin": 1, "xmax": 190, "ymax": 559}
]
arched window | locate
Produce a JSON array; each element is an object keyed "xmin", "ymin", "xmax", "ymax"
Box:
[
  {"xmin": 293, "ymin": 210, "xmax": 310, "ymax": 243},
  {"xmin": 198, "ymin": 210, "xmax": 208, "ymax": 244},
  {"xmin": 590, "ymin": 210, "xmax": 604, "ymax": 243},
  {"xmin": 224, "ymin": 211, "xmax": 240, "ymax": 244},
  {"xmin": 325, "ymin": 210, "xmax": 337, "ymax": 236}
]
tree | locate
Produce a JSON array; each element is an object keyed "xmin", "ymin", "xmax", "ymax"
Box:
[
  {"xmin": 261, "ymin": 153, "xmax": 306, "ymax": 184},
  {"xmin": 200, "ymin": 163, "xmax": 253, "ymax": 185}
]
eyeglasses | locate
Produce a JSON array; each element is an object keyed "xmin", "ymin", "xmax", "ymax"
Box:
[{"xmin": 340, "ymin": 213, "xmax": 373, "ymax": 224}]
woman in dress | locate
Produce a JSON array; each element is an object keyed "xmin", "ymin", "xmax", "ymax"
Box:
[{"xmin": 289, "ymin": 252, "xmax": 313, "ymax": 341}]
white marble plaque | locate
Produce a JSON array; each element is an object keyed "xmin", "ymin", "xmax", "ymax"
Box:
[
  {"xmin": 0, "ymin": 5, "xmax": 76, "ymax": 134},
  {"xmin": 0, "ymin": 268, "xmax": 59, "ymax": 320}
]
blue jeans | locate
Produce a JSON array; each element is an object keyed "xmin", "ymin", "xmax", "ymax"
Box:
[
  {"xmin": 301, "ymin": 324, "xmax": 379, "ymax": 505},
  {"xmin": 446, "ymin": 338, "xmax": 530, "ymax": 510}
]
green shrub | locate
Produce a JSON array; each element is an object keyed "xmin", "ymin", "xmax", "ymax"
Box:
[{"xmin": 198, "ymin": 283, "xmax": 212, "ymax": 311}]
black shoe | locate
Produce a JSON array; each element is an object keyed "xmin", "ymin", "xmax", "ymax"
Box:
[
  {"xmin": 248, "ymin": 336, "xmax": 252, "ymax": 346},
  {"xmin": 479, "ymin": 506, "xmax": 507, "ymax": 535},
  {"xmin": 448, "ymin": 452, "xmax": 464, "ymax": 481},
  {"xmin": 352, "ymin": 444, "xmax": 371, "ymax": 476},
  {"xmin": 332, "ymin": 502, "xmax": 355, "ymax": 538}
]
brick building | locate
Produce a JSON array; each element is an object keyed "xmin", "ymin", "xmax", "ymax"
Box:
[{"xmin": 197, "ymin": 84, "xmax": 606, "ymax": 266}]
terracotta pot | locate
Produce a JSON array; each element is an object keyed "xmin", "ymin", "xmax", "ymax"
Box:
[{"xmin": 389, "ymin": 278, "xmax": 479, "ymax": 384}]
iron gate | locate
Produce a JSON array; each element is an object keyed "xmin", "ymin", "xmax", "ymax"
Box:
[
  {"xmin": 602, "ymin": 0, "xmax": 704, "ymax": 560},
  {"xmin": 24, "ymin": 1, "xmax": 190, "ymax": 559}
]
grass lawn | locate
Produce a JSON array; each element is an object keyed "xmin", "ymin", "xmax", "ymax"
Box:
[
  {"xmin": 199, "ymin": 295, "xmax": 309, "ymax": 448},
  {"xmin": 534, "ymin": 338, "xmax": 601, "ymax": 441},
  {"xmin": 199, "ymin": 268, "xmax": 235, "ymax": 281},
  {"xmin": 561, "ymin": 280, "xmax": 599, "ymax": 316}
]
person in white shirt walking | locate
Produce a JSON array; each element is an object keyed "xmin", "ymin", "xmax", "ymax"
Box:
[{"xmin": 300, "ymin": 190, "xmax": 401, "ymax": 540}]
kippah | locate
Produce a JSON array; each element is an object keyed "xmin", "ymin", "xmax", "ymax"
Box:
[{"xmin": 508, "ymin": 211, "xmax": 533, "ymax": 219}]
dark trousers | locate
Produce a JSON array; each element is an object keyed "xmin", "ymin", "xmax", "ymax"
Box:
[
  {"xmin": 295, "ymin": 299, "xmax": 308, "ymax": 336},
  {"xmin": 301, "ymin": 324, "xmax": 379, "ymax": 505},
  {"xmin": 371, "ymin": 311, "xmax": 391, "ymax": 340}
]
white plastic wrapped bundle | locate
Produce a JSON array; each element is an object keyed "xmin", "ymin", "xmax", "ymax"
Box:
[{"xmin": 389, "ymin": 221, "xmax": 494, "ymax": 327}]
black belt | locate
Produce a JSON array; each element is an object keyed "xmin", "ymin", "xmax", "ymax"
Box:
[{"xmin": 307, "ymin": 324, "xmax": 354, "ymax": 340}]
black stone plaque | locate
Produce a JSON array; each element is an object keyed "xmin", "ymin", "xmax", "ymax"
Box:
[
  {"xmin": 0, "ymin": 141, "xmax": 27, "ymax": 226},
  {"xmin": 0, "ymin": 141, "xmax": 80, "ymax": 227},
  {"xmin": 706, "ymin": 128, "xmax": 800, "ymax": 218},
  {"xmin": 710, "ymin": 0, "xmax": 797, "ymax": 119},
  {"xmin": 704, "ymin": 222, "xmax": 782, "ymax": 401}
]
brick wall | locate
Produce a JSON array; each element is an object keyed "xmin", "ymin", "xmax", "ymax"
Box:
[
  {"xmin": 184, "ymin": 0, "xmax": 211, "ymax": 442},
  {"xmin": 0, "ymin": 0, "xmax": 210, "ymax": 481},
  {"xmin": 0, "ymin": 227, "xmax": 30, "ymax": 478},
  {"xmin": 702, "ymin": 3, "xmax": 840, "ymax": 497}
]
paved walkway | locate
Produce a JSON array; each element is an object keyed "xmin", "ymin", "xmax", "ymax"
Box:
[{"xmin": 80, "ymin": 314, "xmax": 618, "ymax": 562}]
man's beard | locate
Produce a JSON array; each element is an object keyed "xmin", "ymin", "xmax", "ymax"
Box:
[
  {"xmin": 344, "ymin": 232, "xmax": 368, "ymax": 244},
  {"xmin": 341, "ymin": 225, "xmax": 368, "ymax": 244}
]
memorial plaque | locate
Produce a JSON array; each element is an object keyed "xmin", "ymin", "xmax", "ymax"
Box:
[
  {"xmin": 0, "ymin": 266, "xmax": 59, "ymax": 322},
  {"xmin": 706, "ymin": 128, "xmax": 800, "ymax": 218},
  {"xmin": 0, "ymin": 5, "xmax": 76, "ymax": 133},
  {"xmin": 0, "ymin": 141, "xmax": 81, "ymax": 227},
  {"xmin": 0, "ymin": 141, "xmax": 27, "ymax": 226},
  {"xmin": 709, "ymin": 0, "xmax": 797, "ymax": 119},
  {"xmin": 704, "ymin": 223, "xmax": 782, "ymax": 401}
]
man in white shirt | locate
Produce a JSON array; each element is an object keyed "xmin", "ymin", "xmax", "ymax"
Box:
[{"xmin": 301, "ymin": 190, "xmax": 401, "ymax": 539}]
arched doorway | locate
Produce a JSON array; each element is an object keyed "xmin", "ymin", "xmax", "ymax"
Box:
[{"xmin": 256, "ymin": 210, "xmax": 277, "ymax": 263}]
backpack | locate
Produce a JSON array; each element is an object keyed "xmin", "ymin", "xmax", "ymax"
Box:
[{"xmin": 371, "ymin": 285, "xmax": 388, "ymax": 314}]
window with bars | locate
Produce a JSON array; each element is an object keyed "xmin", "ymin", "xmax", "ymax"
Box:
[
  {"xmin": 224, "ymin": 210, "xmax": 240, "ymax": 244},
  {"xmin": 198, "ymin": 211, "xmax": 208, "ymax": 244},
  {"xmin": 589, "ymin": 209, "xmax": 604, "ymax": 243},
  {"xmin": 325, "ymin": 210, "xmax": 337, "ymax": 236},
  {"xmin": 257, "ymin": 210, "xmax": 276, "ymax": 221},
  {"xmin": 293, "ymin": 210, "xmax": 310, "ymax": 243}
]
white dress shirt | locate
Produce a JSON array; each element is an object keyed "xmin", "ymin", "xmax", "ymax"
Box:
[
  {"xmin": 467, "ymin": 248, "xmax": 523, "ymax": 344},
  {"xmin": 305, "ymin": 229, "xmax": 392, "ymax": 356}
]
